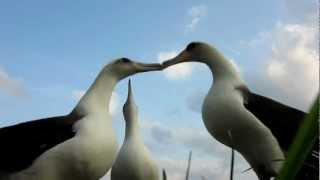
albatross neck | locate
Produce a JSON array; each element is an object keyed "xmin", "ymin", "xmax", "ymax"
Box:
[
  {"xmin": 124, "ymin": 116, "xmax": 141, "ymax": 140},
  {"xmin": 202, "ymin": 50, "xmax": 242, "ymax": 83},
  {"xmin": 75, "ymin": 67, "xmax": 119, "ymax": 115}
]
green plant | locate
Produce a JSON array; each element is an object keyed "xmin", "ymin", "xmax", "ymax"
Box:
[
  {"xmin": 185, "ymin": 151, "xmax": 192, "ymax": 180},
  {"xmin": 162, "ymin": 168, "xmax": 167, "ymax": 180},
  {"xmin": 276, "ymin": 96, "xmax": 319, "ymax": 180},
  {"xmin": 228, "ymin": 130, "xmax": 235, "ymax": 180}
]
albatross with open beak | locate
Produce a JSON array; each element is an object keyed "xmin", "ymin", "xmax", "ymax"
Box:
[
  {"xmin": 0, "ymin": 58, "xmax": 161, "ymax": 180},
  {"xmin": 162, "ymin": 42, "xmax": 318, "ymax": 180}
]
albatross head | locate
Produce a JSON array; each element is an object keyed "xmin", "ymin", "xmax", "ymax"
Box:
[
  {"xmin": 107, "ymin": 57, "xmax": 162, "ymax": 80},
  {"xmin": 162, "ymin": 42, "xmax": 222, "ymax": 67},
  {"xmin": 123, "ymin": 79, "xmax": 138, "ymax": 122}
]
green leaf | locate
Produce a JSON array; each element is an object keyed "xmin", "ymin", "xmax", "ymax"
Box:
[
  {"xmin": 276, "ymin": 96, "xmax": 319, "ymax": 180},
  {"xmin": 162, "ymin": 168, "xmax": 167, "ymax": 180},
  {"xmin": 185, "ymin": 151, "xmax": 192, "ymax": 180}
]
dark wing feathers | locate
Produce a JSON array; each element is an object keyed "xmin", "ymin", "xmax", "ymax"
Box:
[
  {"xmin": 244, "ymin": 92, "xmax": 306, "ymax": 150},
  {"xmin": 0, "ymin": 113, "xmax": 82, "ymax": 173},
  {"xmin": 244, "ymin": 92, "xmax": 319, "ymax": 179}
]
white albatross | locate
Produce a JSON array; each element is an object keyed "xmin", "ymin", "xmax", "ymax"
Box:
[
  {"xmin": 111, "ymin": 79, "xmax": 159, "ymax": 180},
  {"xmin": 0, "ymin": 58, "xmax": 161, "ymax": 180},
  {"xmin": 162, "ymin": 42, "xmax": 319, "ymax": 180}
]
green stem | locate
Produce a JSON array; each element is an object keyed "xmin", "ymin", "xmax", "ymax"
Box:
[{"xmin": 276, "ymin": 96, "xmax": 319, "ymax": 180}]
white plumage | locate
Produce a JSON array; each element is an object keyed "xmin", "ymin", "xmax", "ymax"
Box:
[
  {"xmin": 111, "ymin": 80, "xmax": 159, "ymax": 180},
  {"xmin": 0, "ymin": 58, "xmax": 161, "ymax": 180},
  {"xmin": 163, "ymin": 42, "xmax": 285, "ymax": 179}
]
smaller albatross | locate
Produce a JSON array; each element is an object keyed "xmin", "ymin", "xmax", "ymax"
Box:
[
  {"xmin": 0, "ymin": 58, "xmax": 161, "ymax": 180},
  {"xmin": 111, "ymin": 79, "xmax": 159, "ymax": 180},
  {"xmin": 162, "ymin": 42, "xmax": 319, "ymax": 180}
]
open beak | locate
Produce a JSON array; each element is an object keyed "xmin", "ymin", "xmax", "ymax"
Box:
[
  {"xmin": 162, "ymin": 50, "xmax": 191, "ymax": 69},
  {"xmin": 135, "ymin": 62, "xmax": 163, "ymax": 72}
]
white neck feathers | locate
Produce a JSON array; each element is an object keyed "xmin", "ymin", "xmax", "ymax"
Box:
[
  {"xmin": 74, "ymin": 66, "xmax": 119, "ymax": 115},
  {"xmin": 123, "ymin": 80, "xmax": 141, "ymax": 140},
  {"xmin": 205, "ymin": 51, "xmax": 240, "ymax": 81}
]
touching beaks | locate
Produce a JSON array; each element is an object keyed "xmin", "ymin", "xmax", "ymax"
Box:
[
  {"xmin": 161, "ymin": 50, "xmax": 191, "ymax": 69},
  {"xmin": 135, "ymin": 62, "xmax": 163, "ymax": 72}
]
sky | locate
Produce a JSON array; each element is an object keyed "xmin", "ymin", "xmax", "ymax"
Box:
[{"xmin": 0, "ymin": 1, "xmax": 318, "ymax": 180}]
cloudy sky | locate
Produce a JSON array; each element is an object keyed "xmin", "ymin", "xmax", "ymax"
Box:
[{"xmin": 0, "ymin": 1, "xmax": 318, "ymax": 180}]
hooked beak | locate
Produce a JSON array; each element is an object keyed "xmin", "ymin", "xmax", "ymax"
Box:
[
  {"xmin": 162, "ymin": 50, "xmax": 191, "ymax": 69},
  {"xmin": 134, "ymin": 62, "xmax": 163, "ymax": 72}
]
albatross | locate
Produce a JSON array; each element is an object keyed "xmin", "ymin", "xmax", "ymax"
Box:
[
  {"xmin": 0, "ymin": 58, "xmax": 161, "ymax": 180},
  {"xmin": 162, "ymin": 42, "xmax": 319, "ymax": 180},
  {"xmin": 111, "ymin": 79, "xmax": 159, "ymax": 180}
]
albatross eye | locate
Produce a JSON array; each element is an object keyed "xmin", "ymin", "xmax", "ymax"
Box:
[
  {"xmin": 121, "ymin": 58, "xmax": 131, "ymax": 63},
  {"xmin": 186, "ymin": 42, "xmax": 198, "ymax": 51}
]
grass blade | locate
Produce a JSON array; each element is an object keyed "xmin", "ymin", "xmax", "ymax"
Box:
[
  {"xmin": 162, "ymin": 168, "xmax": 167, "ymax": 180},
  {"xmin": 201, "ymin": 175, "xmax": 206, "ymax": 180},
  {"xmin": 185, "ymin": 151, "xmax": 192, "ymax": 180},
  {"xmin": 228, "ymin": 130, "xmax": 235, "ymax": 180},
  {"xmin": 276, "ymin": 96, "xmax": 319, "ymax": 180},
  {"xmin": 230, "ymin": 147, "xmax": 235, "ymax": 180}
]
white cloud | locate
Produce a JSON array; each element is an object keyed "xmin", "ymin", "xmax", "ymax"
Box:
[
  {"xmin": 266, "ymin": 60, "xmax": 286, "ymax": 78},
  {"xmin": 100, "ymin": 117, "xmax": 257, "ymax": 180},
  {"xmin": 263, "ymin": 22, "xmax": 318, "ymax": 109},
  {"xmin": 186, "ymin": 5, "xmax": 207, "ymax": 33},
  {"xmin": 241, "ymin": 9, "xmax": 318, "ymax": 110},
  {"xmin": 186, "ymin": 91, "xmax": 206, "ymax": 113},
  {"xmin": 157, "ymin": 51, "xmax": 193, "ymax": 80},
  {"xmin": 148, "ymin": 122, "xmax": 258, "ymax": 180},
  {"xmin": 158, "ymin": 156, "xmax": 233, "ymax": 180},
  {"xmin": 240, "ymin": 31, "xmax": 271, "ymax": 48},
  {"xmin": 0, "ymin": 67, "xmax": 26, "ymax": 97},
  {"xmin": 149, "ymin": 122, "xmax": 228, "ymax": 155},
  {"xmin": 175, "ymin": 128, "xmax": 229, "ymax": 155},
  {"xmin": 72, "ymin": 90, "xmax": 119, "ymax": 114},
  {"xmin": 151, "ymin": 123, "xmax": 173, "ymax": 144}
]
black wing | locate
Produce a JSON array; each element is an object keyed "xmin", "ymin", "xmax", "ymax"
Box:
[
  {"xmin": 244, "ymin": 92, "xmax": 306, "ymax": 150},
  {"xmin": 244, "ymin": 92, "xmax": 319, "ymax": 179},
  {"xmin": 0, "ymin": 113, "xmax": 82, "ymax": 173}
]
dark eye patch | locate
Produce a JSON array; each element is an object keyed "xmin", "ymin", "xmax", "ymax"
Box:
[
  {"xmin": 121, "ymin": 58, "xmax": 131, "ymax": 63},
  {"xmin": 186, "ymin": 42, "xmax": 198, "ymax": 51}
]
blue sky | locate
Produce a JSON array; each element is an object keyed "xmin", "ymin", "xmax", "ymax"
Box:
[{"xmin": 0, "ymin": 1, "xmax": 318, "ymax": 180}]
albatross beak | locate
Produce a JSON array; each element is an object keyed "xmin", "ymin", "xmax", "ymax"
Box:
[
  {"xmin": 135, "ymin": 62, "xmax": 163, "ymax": 72},
  {"xmin": 162, "ymin": 50, "xmax": 191, "ymax": 69}
]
